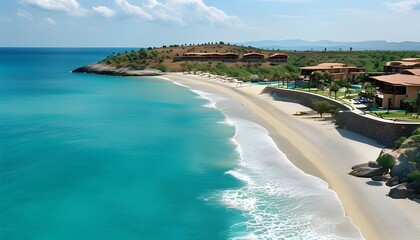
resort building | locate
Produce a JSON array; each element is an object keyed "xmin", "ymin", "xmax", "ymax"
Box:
[
  {"xmin": 384, "ymin": 58, "xmax": 420, "ymax": 74},
  {"xmin": 174, "ymin": 52, "xmax": 288, "ymax": 63},
  {"xmin": 300, "ymin": 63, "xmax": 365, "ymax": 81},
  {"xmin": 241, "ymin": 53, "xmax": 265, "ymax": 62},
  {"xmin": 401, "ymin": 69, "xmax": 420, "ymax": 76},
  {"xmin": 268, "ymin": 53, "xmax": 288, "ymax": 64},
  {"xmin": 370, "ymin": 73, "xmax": 420, "ymax": 108},
  {"xmin": 174, "ymin": 52, "xmax": 240, "ymax": 62}
]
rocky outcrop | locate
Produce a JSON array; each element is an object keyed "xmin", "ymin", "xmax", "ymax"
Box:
[
  {"xmin": 349, "ymin": 162, "xmax": 386, "ymax": 178},
  {"xmin": 390, "ymin": 148, "xmax": 418, "ymax": 182},
  {"xmin": 388, "ymin": 182, "xmax": 417, "ymax": 199},
  {"xmin": 371, "ymin": 174, "xmax": 390, "ymax": 181},
  {"xmin": 72, "ymin": 63, "xmax": 163, "ymax": 76},
  {"xmin": 350, "ymin": 132, "xmax": 420, "ymax": 200},
  {"xmin": 386, "ymin": 176, "xmax": 400, "ymax": 187}
]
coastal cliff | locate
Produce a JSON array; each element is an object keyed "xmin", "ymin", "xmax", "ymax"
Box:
[{"xmin": 72, "ymin": 63, "xmax": 163, "ymax": 76}]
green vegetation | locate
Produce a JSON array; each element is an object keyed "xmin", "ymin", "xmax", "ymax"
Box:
[
  {"xmin": 394, "ymin": 136, "xmax": 407, "ymax": 148},
  {"xmin": 312, "ymin": 100, "xmax": 334, "ymax": 117},
  {"xmin": 329, "ymin": 82, "xmax": 340, "ymax": 99},
  {"xmin": 376, "ymin": 155, "xmax": 396, "ymax": 172},
  {"xmin": 416, "ymin": 90, "xmax": 420, "ymax": 113},
  {"xmin": 407, "ymin": 170, "xmax": 420, "ymax": 181},
  {"xmin": 156, "ymin": 65, "xmax": 167, "ymax": 72},
  {"xmin": 412, "ymin": 128, "xmax": 420, "ymax": 136},
  {"xmin": 186, "ymin": 63, "xmax": 299, "ymax": 81},
  {"xmin": 371, "ymin": 111, "xmax": 420, "ymax": 122}
]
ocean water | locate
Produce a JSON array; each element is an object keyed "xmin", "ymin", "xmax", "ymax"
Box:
[{"xmin": 0, "ymin": 48, "xmax": 362, "ymax": 239}]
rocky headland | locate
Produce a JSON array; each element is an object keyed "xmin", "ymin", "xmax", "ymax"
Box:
[{"xmin": 72, "ymin": 63, "xmax": 163, "ymax": 76}]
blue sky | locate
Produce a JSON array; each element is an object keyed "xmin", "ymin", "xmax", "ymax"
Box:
[{"xmin": 1, "ymin": 0, "xmax": 419, "ymax": 47}]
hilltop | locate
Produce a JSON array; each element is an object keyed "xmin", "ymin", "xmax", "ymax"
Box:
[{"xmin": 73, "ymin": 43, "xmax": 420, "ymax": 79}]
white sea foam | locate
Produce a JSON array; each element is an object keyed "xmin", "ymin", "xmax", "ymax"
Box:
[
  {"xmin": 225, "ymin": 170, "xmax": 255, "ymax": 186},
  {"xmin": 218, "ymin": 118, "xmax": 234, "ymax": 126},
  {"xmin": 217, "ymin": 118, "xmax": 363, "ymax": 240},
  {"xmin": 191, "ymin": 89, "xmax": 224, "ymax": 109},
  {"xmin": 171, "ymin": 81, "xmax": 190, "ymax": 89}
]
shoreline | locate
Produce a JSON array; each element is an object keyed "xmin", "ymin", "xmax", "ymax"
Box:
[{"xmin": 163, "ymin": 73, "xmax": 420, "ymax": 240}]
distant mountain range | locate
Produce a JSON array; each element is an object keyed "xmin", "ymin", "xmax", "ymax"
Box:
[{"xmin": 239, "ymin": 40, "xmax": 420, "ymax": 51}]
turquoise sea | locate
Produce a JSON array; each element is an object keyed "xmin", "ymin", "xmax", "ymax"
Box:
[{"xmin": 0, "ymin": 48, "xmax": 362, "ymax": 239}]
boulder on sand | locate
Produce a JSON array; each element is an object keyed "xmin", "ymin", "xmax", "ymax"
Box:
[
  {"xmin": 386, "ymin": 176, "xmax": 400, "ymax": 187},
  {"xmin": 388, "ymin": 182, "xmax": 416, "ymax": 199},
  {"xmin": 349, "ymin": 167, "xmax": 386, "ymax": 178}
]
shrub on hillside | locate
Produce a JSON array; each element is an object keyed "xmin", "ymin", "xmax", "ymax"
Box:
[
  {"xmin": 412, "ymin": 128, "xmax": 420, "ymax": 136},
  {"xmin": 394, "ymin": 136, "xmax": 407, "ymax": 149},
  {"xmin": 407, "ymin": 170, "xmax": 420, "ymax": 181},
  {"xmin": 377, "ymin": 155, "xmax": 396, "ymax": 172},
  {"xmin": 157, "ymin": 65, "xmax": 167, "ymax": 72}
]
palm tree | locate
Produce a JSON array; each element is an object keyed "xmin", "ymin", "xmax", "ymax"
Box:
[
  {"xmin": 286, "ymin": 72, "xmax": 298, "ymax": 89},
  {"xmin": 342, "ymin": 79, "xmax": 352, "ymax": 98},
  {"xmin": 271, "ymin": 71, "xmax": 281, "ymax": 88},
  {"xmin": 284, "ymin": 72, "xmax": 290, "ymax": 89},
  {"xmin": 329, "ymin": 82, "xmax": 340, "ymax": 100},
  {"xmin": 363, "ymin": 82, "xmax": 375, "ymax": 103}
]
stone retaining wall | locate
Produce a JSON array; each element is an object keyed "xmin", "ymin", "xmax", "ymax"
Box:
[
  {"xmin": 263, "ymin": 87, "xmax": 420, "ymax": 148},
  {"xmin": 262, "ymin": 87, "xmax": 351, "ymax": 111},
  {"xmin": 335, "ymin": 112, "xmax": 419, "ymax": 147}
]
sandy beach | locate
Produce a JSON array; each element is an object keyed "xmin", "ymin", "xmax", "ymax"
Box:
[{"xmin": 164, "ymin": 73, "xmax": 419, "ymax": 240}]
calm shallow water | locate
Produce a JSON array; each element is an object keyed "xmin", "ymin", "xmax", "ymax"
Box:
[
  {"xmin": 0, "ymin": 48, "xmax": 242, "ymax": 239},
  {"xmin": 0, "ymin": 48, "xmax": 363, "ymax": 239}
]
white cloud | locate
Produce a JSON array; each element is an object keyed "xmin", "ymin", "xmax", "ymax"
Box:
[
  {"xmin": 92, "ymin": 6, "xmax": 116, "ymax": 18},
  {"xmin": 20, "ymin": 0, "xmax": 87, "ymax": 16},
  {"xmin": 115, "ymin": 0, "xmax": 153, "ymax": 20},
  {"xmin": 17, "ymin": 8, "xmax": 33, "ymax": 20},
  {"xmin": 44, "ymin": 17, "xmax": 56, "ymax": 25},
  {"xmin": 115, "ymin": 0, "xmax": 239, "ymax": 26},
  {"xmin": 385, "ymin": 0, "xmax": 420, "ymax": 13}
]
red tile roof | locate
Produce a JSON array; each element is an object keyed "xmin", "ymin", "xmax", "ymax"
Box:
[
  {"xmin": 402, "ymin": 69, "xmax": 420, "ymax": 76},
  {"xmin": 300, "ymin": 63, "xmax": 358, "ymax": 70},
  {"xmin": 242, "ymin": 53, "xmax": 265, "ymax": 58},
  {"xmin": 371, "ymin": 74, "xmax": 420, "ymax": 87},
  {"xmin": 269, "ymin": 53, "xmax": 288, "ymax": 58},
  {"xmin": 386, "ymin": 61, "xmax": 420, "ymax": 67}
]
